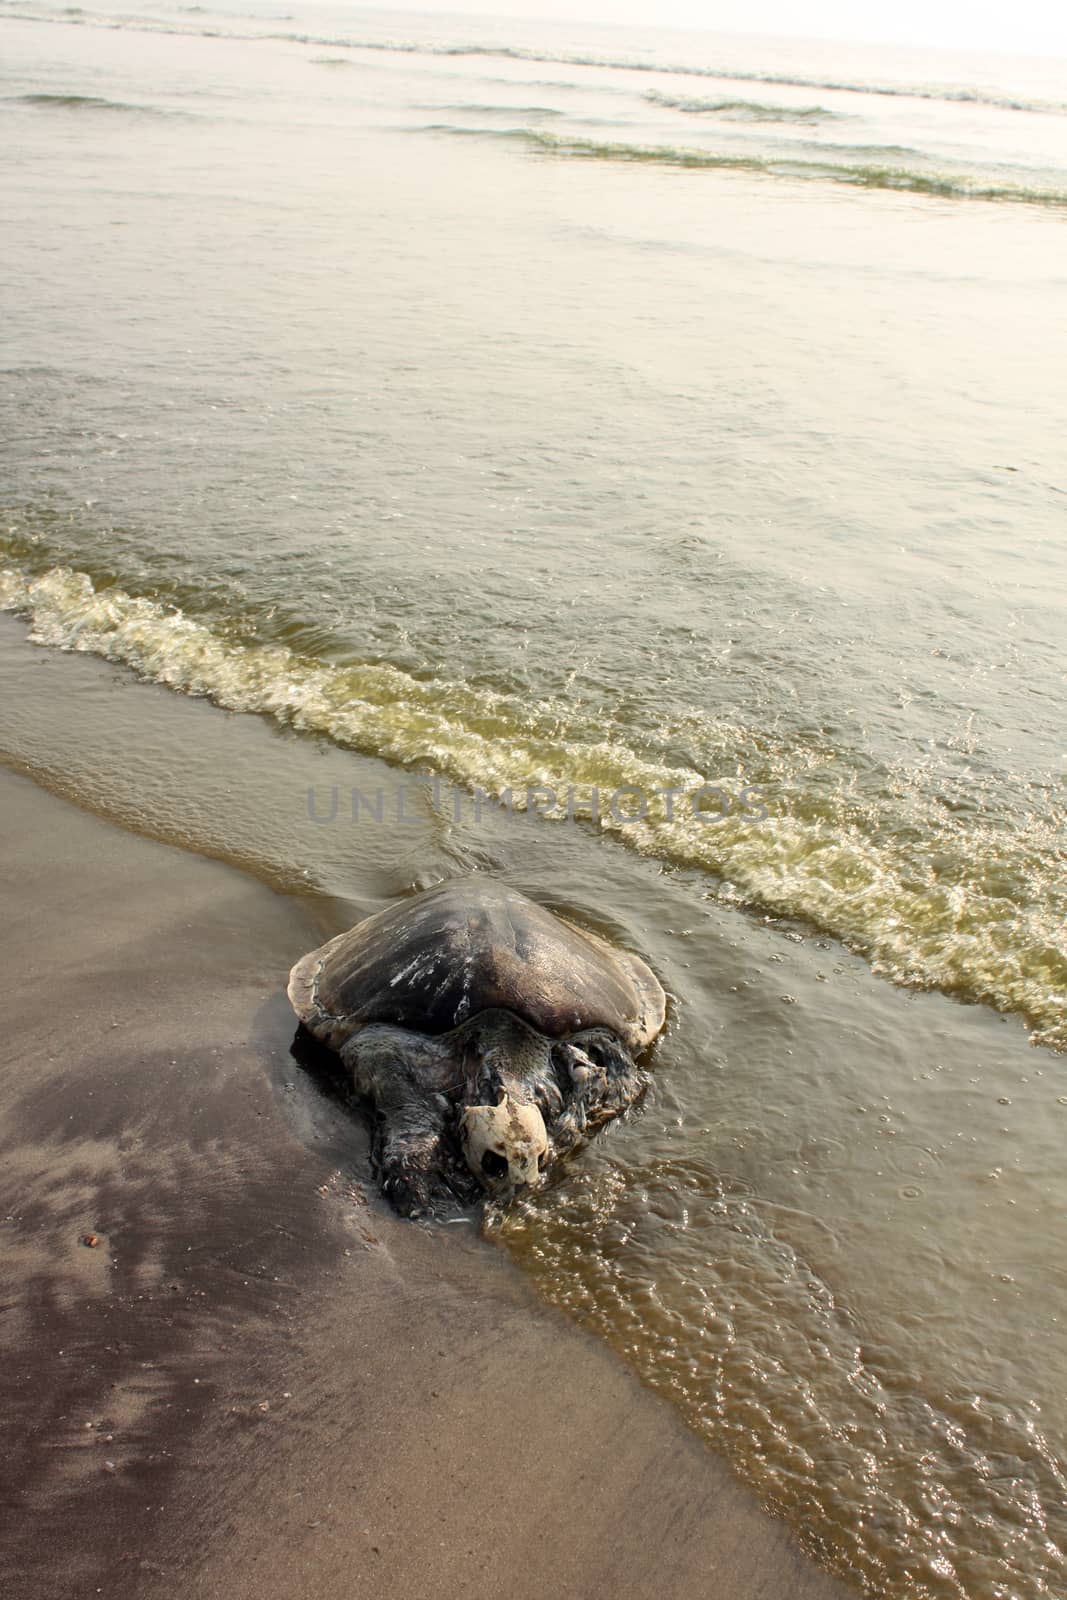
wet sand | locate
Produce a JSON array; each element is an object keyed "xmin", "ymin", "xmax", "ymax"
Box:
[{"xmin": 0, "ymin": 764, "xmax": 855, "ymax": 1599}]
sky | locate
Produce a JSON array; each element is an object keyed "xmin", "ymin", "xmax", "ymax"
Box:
[{"xmin": 369, "ymin": 1, "xmax": 1067, "ymax": 58}]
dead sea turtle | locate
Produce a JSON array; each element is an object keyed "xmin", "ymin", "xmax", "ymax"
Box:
[{"xmin": 287, "ymin": 878, "xmax": 666, "ymax": 1216}]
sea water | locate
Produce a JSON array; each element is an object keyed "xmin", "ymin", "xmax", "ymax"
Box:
[{"xmin": 2, "ymin": 4, "xmax": 1066, "ymax": 1593}]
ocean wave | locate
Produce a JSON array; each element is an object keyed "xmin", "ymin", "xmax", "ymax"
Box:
[
  {"xmin": 8, "ymin": 8, "xmax": 1067, "ymax": 117},
  {"xmin": 441, "ymin": 125, "xmax": 1067, "ymax": 207},
  {"xmin": 421, "ymin": 102, "xmax": 565, "ymax": 117},
  {"xmin": 400, "ymin": 41, "xmax": 1067, "ymax": 115},
  {"xmin": 1, "ymin": 558, "xmax": 1064, "ymax": 1051},
  {"xmin": 11, "ymin": 91, "xmax": 180, "ymax": 115},
  {"xmin": 646, "ymin": 90, "xmax": 840, "ymax": 122}
]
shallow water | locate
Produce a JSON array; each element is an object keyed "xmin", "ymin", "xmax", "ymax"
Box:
[{"xmin": 2, "ymin": 4, "xmax": 1066, "ymax": 1594}]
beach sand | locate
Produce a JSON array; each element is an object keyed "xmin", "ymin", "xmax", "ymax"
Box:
[{"xmin": 0, "ymin": 763, "xmax": 855, "ymax": 1599}]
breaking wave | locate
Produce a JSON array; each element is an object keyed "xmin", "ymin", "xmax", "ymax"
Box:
[
  {"xmin": 421, "ymin": 101, "xmax": 565, "ymax": 117},
  {"xmin": 1, "ymin": 556, "xmax": 1064, "ymax": 1051},
  {"xmin": 10, "ymin": 90, "xmax": 175, "ymax": 114},
  {"xmin": 432, "ymin": 125, "xmax": 1067, "ymax": 208},
  {"xmin": 646, "ymin": 90, "xmax": 841, "ymax": 122}
]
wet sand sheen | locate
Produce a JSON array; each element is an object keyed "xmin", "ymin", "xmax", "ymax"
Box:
[{"xmin": 0, "ymin": 765, "xmax": 855, "ymax": 1600}]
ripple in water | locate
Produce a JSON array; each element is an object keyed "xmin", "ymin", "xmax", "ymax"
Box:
[{"xmin": 493, "ymin": 1153, "xmax": 1067, "ymax": 1600}]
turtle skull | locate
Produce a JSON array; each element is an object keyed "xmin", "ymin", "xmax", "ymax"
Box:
[{"xmin": 459, "ymin": 1093, "xmax": 548, "ymax": 1191}]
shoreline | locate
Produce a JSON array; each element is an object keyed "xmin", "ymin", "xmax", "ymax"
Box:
[{"xmin": 0, "ymin": 763, "xmax": 855, "ymax": 1599}]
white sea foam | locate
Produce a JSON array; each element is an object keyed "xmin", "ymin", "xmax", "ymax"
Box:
[{"xmin": 2, "ymin": 561, "xmax": 1063, "ymax": 1050}]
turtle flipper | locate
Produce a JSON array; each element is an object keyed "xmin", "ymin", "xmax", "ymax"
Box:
[
  {"xmin": 342, "ymin": 1026, "xmax": 459, "ymax": 1217},
  {"xmin": 377, "ymin": 1124, "xmax": 448, "ymax": 1217}
]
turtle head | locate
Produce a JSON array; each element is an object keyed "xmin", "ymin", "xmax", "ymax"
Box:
[{"xmin": 458, "ymin": 1092, "xmax": 549, "ymax": 1194}]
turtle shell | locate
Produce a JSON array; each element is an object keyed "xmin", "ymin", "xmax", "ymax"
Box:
[{"xmin": 288, "ymin": 878, "xmax": 665, "ymax": 1054}]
